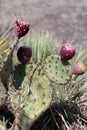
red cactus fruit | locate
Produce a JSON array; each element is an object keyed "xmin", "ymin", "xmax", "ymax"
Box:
[
  {"xmin": 17, "ymin": 46, "xmax": 32, "ymax": 64},
  {"xmin": 15, "ymin": 19, "xmax": 30, "ymax": 38},
  {"xmin": 73, "ymin": 62, "xmax": 86, "ymax": 75},
  {"xmin": 60, "ymin": 44, "xmax": 76, "ymax": 61}
]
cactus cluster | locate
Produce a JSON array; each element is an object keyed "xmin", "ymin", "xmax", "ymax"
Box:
[
  {"xmin": 10, "ymin": 64, "xmax": 52, "ymax": 121},
  {"xmin": 43, "ymin": 43, "xmax": 87, "ymax": 102},
  {"xmin": 0, "ymin": 19, "xmax": 87, "ymax": 130},
  {"xmin": 0, "ymin": 19, "xmax": 52, "ymax": 130}
]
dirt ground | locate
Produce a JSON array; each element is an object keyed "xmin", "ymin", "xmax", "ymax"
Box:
[{"xmin": 0, "ymin": 0, "xmax": 87, "ymax": 49}]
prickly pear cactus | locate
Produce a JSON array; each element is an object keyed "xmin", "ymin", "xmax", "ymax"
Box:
[
  {"xmin": 44, "ymin": 55, "xmax": 71, "ymax": 84},
  {"xmin": 0, "ymin": 33, "xmax": 19, "ymax": 84},
  {"xmin": 8, "ymin": 63, "xmax": 52, "ymax": 129},
  {"xmin": 43, "ymin": 52, "xmax": 87, "ymax": 103},
  {"xmin": 0, "ymin": 20, "xmax": 87, "ymax": 130},
  {"xmin": 22, "ymin": 75, "xmax": 51, "ymax": 121},
  {"xmin": 0, "ymin": 29, "xmax": 19, "ymax": 107}
]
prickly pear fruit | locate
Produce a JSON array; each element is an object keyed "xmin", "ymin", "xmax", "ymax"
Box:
[
  {"xmin": 15, "ymin": 19, "xmax": 30, "ymax": 38},
  {"xmin": 17, "ymin": 46, "xmax": 32, "ymax": 64},
  {"xmin": 0, "ymin": 27, "xmax": 19, "ymax": 87},
  {"xmin": 73, "ymin": 62, "xmax": 86, "ymax": 75},
  {"xmin": 60, "ymin": 44, "xmax": 76, "ymax": 61}
]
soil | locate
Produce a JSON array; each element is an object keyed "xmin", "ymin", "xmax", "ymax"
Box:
[{"xmin": 0, "ymin": 0, "xmax": 87, "ymax": 50}]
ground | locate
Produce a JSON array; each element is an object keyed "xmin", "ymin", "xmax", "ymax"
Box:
[{"xmin": 0, "ymin": 0, "xmax": 87, "ymax": 49}]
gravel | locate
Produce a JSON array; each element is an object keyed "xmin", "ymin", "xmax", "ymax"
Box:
[{"xmin": 0, "ymin": 0, "xmax": 87, "ymax": 50}]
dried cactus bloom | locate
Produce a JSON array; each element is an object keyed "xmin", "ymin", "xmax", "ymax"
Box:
[
  {"xmin": 17, "ymin": 46, "xmax": 32, "ymax": 64},
  {"xmin": 15, "ymin": 19, "xmax": 30, "ymax": 38},
  {"xmin": 73, "ymin": 62, "xmax": 86, "ymax": 75},
  {"xmin": 60, "ymin": 44, "xmax": 76, "ymax": 61}
]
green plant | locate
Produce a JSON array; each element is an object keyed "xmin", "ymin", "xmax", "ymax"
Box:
[
  {"xmin": 0, "ymin": 21, "xmax": 87, "ymax": 130},
  {"xmin": 44, "ymin": 55, "xmax": 71, "ymax": 84},
  {"xmin": 9, "ymin": 63, "xmax": 52, "ymax": 129},
  {"xmin": 0, "ymin": 23, "xmax": 52, "ymax": 130},
  {"xmin": 44, "ymin": 50, "xmax": 87, "ymax": 102}
]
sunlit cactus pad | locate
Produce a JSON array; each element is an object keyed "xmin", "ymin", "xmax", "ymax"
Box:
[
  {"xmin": 44, "ymin": 55, "xmax": 71, "ymax": 84},
  {"xmin": 22, "ymin": 75, "xmax": 52, "ymax": 121},
  {"xmin": 10, "ymin": 64, "xmax": 52, "ymax": 122}
]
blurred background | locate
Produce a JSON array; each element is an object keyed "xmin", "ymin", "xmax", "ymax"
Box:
[{"xmin": 0, "ymin": 0, "xmax": 87, "ymax": 49}]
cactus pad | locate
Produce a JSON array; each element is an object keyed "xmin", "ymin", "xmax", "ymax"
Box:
[
  {"xmin": 10, "ymin": 64, "xmax": 52, "ymax": 122},
  {"xmin": 0, "ymin": 30, "xmax": 19, "ymax": 88},
  {"xmin": 44, "ymin": 55, "xmax": 71, "ymax": 84},
  {"xmin": 22, "ymin": 75, "xmax": 52, "ymax": 121}
]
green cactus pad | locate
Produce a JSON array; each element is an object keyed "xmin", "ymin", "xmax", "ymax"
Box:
[
  {"xmin": 10, "ymin": 64, "xmax": 52, "ymax": 122},
  {"xmin": 0, "ymin": 31, "xmax": 19, "ymax": 88},
  {"xmin": 44, "ymin": 55, "xmax": 71, "ymax": 84},
  {"xmin": 22, "ymin": 75, "xmax": 52, "ymax": 121}
]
